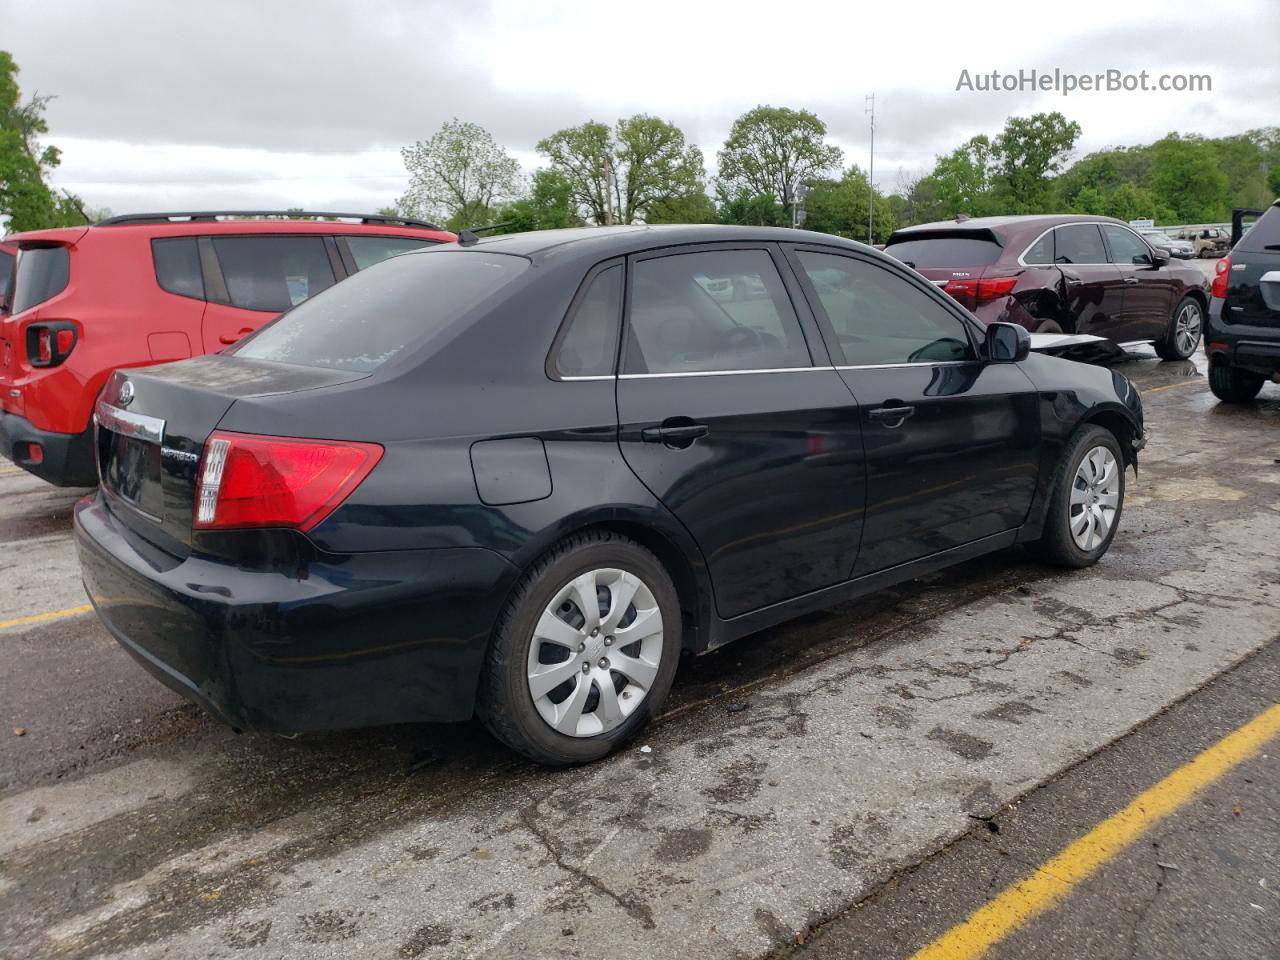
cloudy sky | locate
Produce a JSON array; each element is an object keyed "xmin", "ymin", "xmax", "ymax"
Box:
[{"xmin": 3, "ymin": 0, "xmax": 1278, "ymax": 217}]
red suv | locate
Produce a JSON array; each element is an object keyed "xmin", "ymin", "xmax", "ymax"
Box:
[{"xmin": 0, "ymin": 211, "xmax": 455, "ymax": 485}]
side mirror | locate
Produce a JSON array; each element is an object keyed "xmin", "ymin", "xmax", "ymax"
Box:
[
  {"xmin": 986, "ymin": 321, "xmax": 1030, "ymax": 363},
  {"xmin": 1151, "ymin": 248, "xmax": 1170, "ymax": 267}
]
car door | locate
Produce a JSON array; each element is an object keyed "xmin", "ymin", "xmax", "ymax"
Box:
[
  {"xmin": 1101, "ymin": 223, "xmax": 1178, "ymax": 343},
  {"xmin": 787, "ymin": 247, "xmax": 1041, "ymax": 575},
  {"xmin": 199, "ymin": 235, "xmax": 343, "ymax": 352},
  {"xmin": 1046, "ymin": 224, "xmax": 1127, "ymax": 339},
  {"xmin": 615, "ymin": 244, "xmax": 866, "ymax": 620}
]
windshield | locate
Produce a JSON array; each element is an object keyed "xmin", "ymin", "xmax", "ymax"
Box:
[{"xmin": 232, "ymin": 249, "xmax": 529, "ymax": 373}]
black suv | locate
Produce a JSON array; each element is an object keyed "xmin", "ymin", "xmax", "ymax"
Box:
[{"xmin": 1206, "ymin": 200, "xmax": 1280, "ymax": 402}]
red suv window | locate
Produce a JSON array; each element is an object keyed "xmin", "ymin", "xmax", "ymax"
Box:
[{"xmin": 210, "ymin": 236, "xmax": 336, "ymax": 313}]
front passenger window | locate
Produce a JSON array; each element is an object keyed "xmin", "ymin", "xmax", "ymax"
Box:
[
  {"xmin": 1102, "ymin": 225, "xmax": 1153, "ymax": 265},
  {"xmin": 794, "ymin": 251, "xmax": 974, "ymax": 365},
  {"xmin": 625, "ymin": 250, "xmax": 811, "ymax": 374}
]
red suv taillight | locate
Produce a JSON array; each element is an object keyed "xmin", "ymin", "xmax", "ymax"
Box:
[
  {"xmin": 1211, "ymin": 256, "xmax": 1230, "ymax": 299},
  {"xmin": 26, "ymin": 322, "xmax": 78, "ymax": 367},
  {"xmin": 194, "ymin": 431, "xmax": 383, "ymax": 532},
  {"xmin": 943, "ymin": 275, "xmax": 1019, "ymax": 304}
]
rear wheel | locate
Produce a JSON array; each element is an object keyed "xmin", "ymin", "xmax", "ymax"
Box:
[
  {"xmin": 1155, "ymin": 296, "xmax": 1203, "ymax": 361},
  {"xmin": 1208, "ymin": 360, "xmax": 1264, "ymax": 403},
  {"xmin": 477, "ymin": 531, "xmax": 681, "ymax": 766},
  {"xmin": 1026, "ymin": 425, "xmax": 1125, "ymax": 568}
]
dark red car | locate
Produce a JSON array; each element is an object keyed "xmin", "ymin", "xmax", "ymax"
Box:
[
  {"xmin": 883, "ymin": 215, "xmax": 1211, "ymax": 360},
  {"xmin": 1, "ymin": 211, "xmax": 455, "ymax": 485}
]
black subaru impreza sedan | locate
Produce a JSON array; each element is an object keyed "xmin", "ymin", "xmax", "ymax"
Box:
[{"xmin": 76, "ymin": 225, "xmax": 1143, "ymax": 765}]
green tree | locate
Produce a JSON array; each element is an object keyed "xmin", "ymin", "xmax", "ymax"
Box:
[
  {"xmin": 917, "ymin": 135, "xmax": 998, "ymax": 220},
  {"xmin": 1148, "ymin": 134, "xmax": 1231, "ymax": 223},
  {"xmin": 716, "ymin": 106, "xmax": 842, "ymax": 225},
  {"xmin": 1268, "ymin": 165, "xmax": 1280, "ymax": 200},
  {"xmin": 644, "ymin": 188, "xmax": 717, "ymax": 224},
  {"xmin": 537, "ymin": 114, "xmax": 705, "ymax": 225},
  {"xmin": 715, "ymin": 189, "xmax": 785, "ymax": 227},
  {"xmin": 989, "ymin": 112, "xmax": 1081, "ymax": 213},
  {"xmin": 495, "ymin": 169, "xmax": 584, "ymax": 233},
  {"xmin": 397, "ymin": 119, "xmax": 520, "ymax": 229},
  {"xmin": 0, "ymin": 50, "xmax": 86, "ymax": 231},
  {"xmin": 802, "ymin": 167, "xmax": 895, "ymax": 242}
]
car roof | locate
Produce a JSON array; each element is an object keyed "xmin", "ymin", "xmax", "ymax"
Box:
[
  {"xmin": 5, "ymin": 217, "xmax": 455, "ymax": 245},
  {"xmin": 887, "ymin": 214, "xmax": 1131, "ymax": 246},
  {"xmin": 454, "ymin": 224, "xmax": 873, "ymax": 262}
]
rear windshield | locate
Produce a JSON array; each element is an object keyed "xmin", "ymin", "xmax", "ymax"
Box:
[
  {"xmin": 11, "ymin": 247, "xmax": 70, "ymax": 315},
  {"xmin": 232, "ymin": 249, "xmax": 529, "ymax": 373},
  {"xmin": 882, "ymin": 236, "xmax": 1003, "ymax": 268},
  {"xmin": 1237, "ymin": 205, "xmax": 1280, "ymax": 252}
]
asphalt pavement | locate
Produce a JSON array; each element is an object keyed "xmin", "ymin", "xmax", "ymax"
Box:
[{"xmin": 1, "ymin": 334, "xmax": 1278, "ymax": 959}]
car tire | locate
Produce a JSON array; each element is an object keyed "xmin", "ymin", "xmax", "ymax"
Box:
[
  {"xmin": 1207, "ymin": 360, "xmax": 1264, "ymax": 403},
  {"xmin": 1154, "ymin": 296, "xmax": 1203, "ymax": 361},
  {"xmin": 1025, "ymin": 425, "xmax": 1125, "ymax": 569},
  {"xmin": 476, "ymin": 530, "xmax": 682, "ymax": 766}
]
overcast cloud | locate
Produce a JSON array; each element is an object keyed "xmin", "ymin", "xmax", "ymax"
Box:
[{"xmin": 2, "ymin": 0, "xmax": 1277, "ymax": 215}]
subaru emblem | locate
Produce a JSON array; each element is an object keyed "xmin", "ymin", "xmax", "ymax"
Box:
[{"xmin": 118, "ymin": 381, "xmax": 134, "ymax": 407}]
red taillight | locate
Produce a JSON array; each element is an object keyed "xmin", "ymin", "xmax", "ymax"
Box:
[
  {"xmin": 194, "ymin": 431, "xmax": 383, "ymax": 532},
  {"xmin": 944, "ymin": 275, "xmax": 1019, "ymax": 304},
  {"xmin": 26, "ymin": 323, "xmax": 77, "ymax": 367},
  {"xmin": 1211, "ymin": 256, "xmax": 1230, "ymax": 299}
]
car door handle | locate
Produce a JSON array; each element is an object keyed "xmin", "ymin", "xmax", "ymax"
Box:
[
  {"xmin": 1122, "ymin": 277, "xmax": 1139, "ymax": 284},
  {"xmin": 1065, "ymin": 277, "xmax": 1084, "ymax": 286},
  {"xmin": 868, "ymin": 405, "xmax": 916, "ymax": 425},
  {"xmin": 641, "ymin": 423, "xmax": 708, "ymax": 444}
]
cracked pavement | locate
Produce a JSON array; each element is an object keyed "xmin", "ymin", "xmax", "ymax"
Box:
[{"xmin": 1, "ymin": 343, "xmax": 1278, "ymax": 959}]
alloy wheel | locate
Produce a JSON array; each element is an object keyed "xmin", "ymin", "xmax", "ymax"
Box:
[
  {"xmin": 526, "ymin": 567, "xmax": 664, "ymax": 738},
  {"xmin": 1069, "ymin": 446, "xmax": 1120, "ymax": 551},
  {"xmin": 1174, "ymin": 302, "xmax": 1202, "ymax": 356}
]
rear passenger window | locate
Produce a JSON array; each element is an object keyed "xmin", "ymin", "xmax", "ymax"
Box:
[
  {"xmin": 1238, "ymin": 205, "xmax": 1280, "ymax": 251},
  {"xmin": 625, "ymin": 249, "xmax": 811, "ymax": 374},
  {"xmin": 552, "ymin": 264, "xmax": 622, "ymax": 377},
  {"xmin": 344, "ymin": 236, "xmax": 434, "ymax": 270},
  {"xmin": 211, "ymin": 236, "xmax": 335, "ymax": 312},
  {"xmin": 795, "ymin": 251, "xmax": 974, "ymax": 365},
  {"xmin": 152, "ymin": 238, "xmax": 204, "ymax": 299},
  {"xmin": 1053, "ymin": 224, "xmax": 1107, "ymax": 264}
]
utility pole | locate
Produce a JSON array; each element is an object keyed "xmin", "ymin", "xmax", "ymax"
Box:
[{"xmin": 865, "ymin": 93, "xmax": 876, "ymax": 244}]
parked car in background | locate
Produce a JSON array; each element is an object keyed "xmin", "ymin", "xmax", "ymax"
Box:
[
  {"xmin": 1185, "ymin": 226, "xmax": 1231, "ymax": 259},
  {"xmin": 0, "ymin": 239, "xmax": 16, "ymax": 315},
  {"xmin": 76, "ymin": 224, "xmax": 1144, "ymax": 766},
  {"xmin": 1205, "ymin": 199, "xmax": 1280, "ymax": 402},
  {"xmin": 0, "ymin": 211, "xmax": 455, "ymax": 485},
  {"xmin": 883, "ymin": 215, "xmax": 1210, "ymax": 360},
  {"xmin": 1137, "ymin": 229, "xmax": 1194, "ymax": 259}
]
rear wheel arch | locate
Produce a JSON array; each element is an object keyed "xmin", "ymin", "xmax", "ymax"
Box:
[{"xmin": 500, "ymin": 517, "xmax": 710, "ymax": 656}]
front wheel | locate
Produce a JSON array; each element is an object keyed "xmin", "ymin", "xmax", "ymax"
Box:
[
  {"xmin": 1025, "ymin": 425, "xmax": 1125, "ymax": 568},
  {"xmin": 1155, "ymin": 296, "xmax": 1203, "ymax": 361},
  {"xmin": 1208, "ymin": 360, "xmax": 1264, "ymax": 403},
  {"xmin": 477, "ymin": 531, "xmax": 681, "ymax": 766}
]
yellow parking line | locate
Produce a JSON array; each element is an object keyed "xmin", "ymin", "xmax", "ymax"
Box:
[
  {"xmin": 911, "ymin": 702, "xmax": 1280, "ymax": 960},
  {"xmin": 1143, "ymin": 379, "xmax": 1201, "ymax": 396},
  {"xmin": 0, "ymin": 604, "xmax": 94, "ymax": 632}
]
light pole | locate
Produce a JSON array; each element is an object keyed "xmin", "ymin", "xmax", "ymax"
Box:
[{"xmin": 865, "ymin": 93, "xmax": 876, "ymax": 244}]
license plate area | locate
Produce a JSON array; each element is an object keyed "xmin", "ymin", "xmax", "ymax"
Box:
[{"xmin": 95, "ymin": 401, "xmax": 166, "ymax": 523}]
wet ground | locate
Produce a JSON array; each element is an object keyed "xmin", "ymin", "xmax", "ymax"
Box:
[{"xmin": 1, "ymin": 335, "xmax": 1278, "ymax": 959}]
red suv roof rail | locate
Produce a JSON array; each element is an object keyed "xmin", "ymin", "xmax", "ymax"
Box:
[{"xmin": 96, "ymin": 210, "xmax": 444, "ymax": 230}]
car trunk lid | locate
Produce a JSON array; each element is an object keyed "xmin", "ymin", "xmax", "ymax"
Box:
[{"xmin": 95, "ymin": 354, "xmax": 363, "ymax": 556}]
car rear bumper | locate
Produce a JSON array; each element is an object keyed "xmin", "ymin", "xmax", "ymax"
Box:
[
  {"xmin": 0, "ymin": 411, "xmax": 97, "ymax": 486},
  {"xmin": 1206, "ymin": 299, "xmax": 1280, "ymax": 375},
  {"xmin": 74, "ymin": 492, "xmax": 520, "ymax": 732}
]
